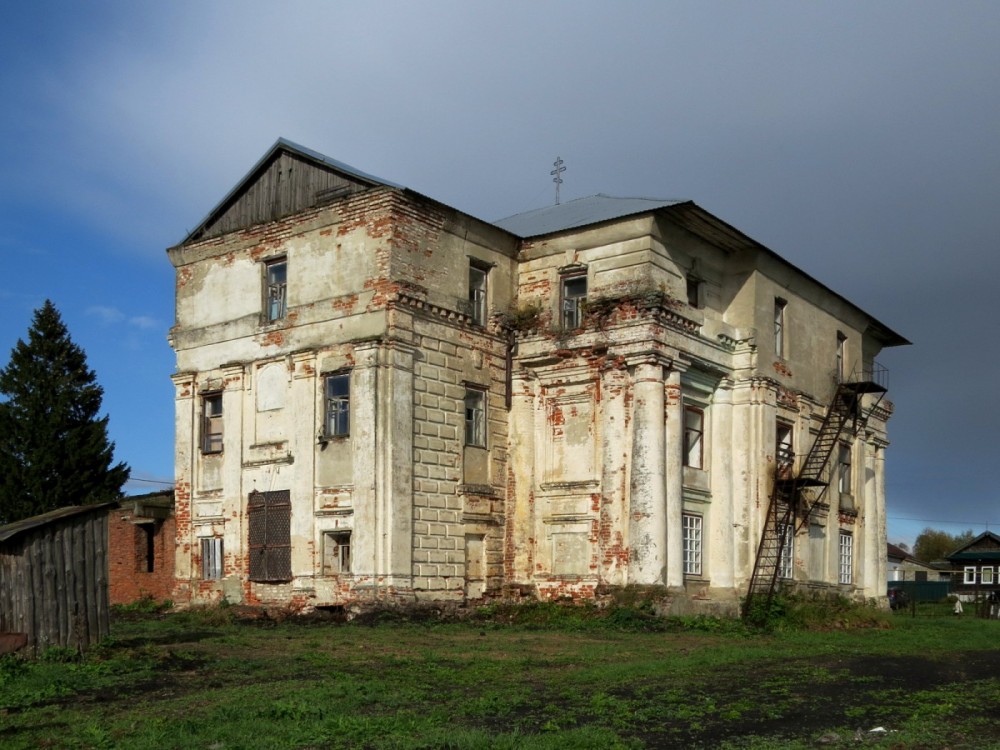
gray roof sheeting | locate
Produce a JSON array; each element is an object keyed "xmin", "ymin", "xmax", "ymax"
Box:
[
  {"xmin": 0, "ymin": 503, "xmax": 118, "ymax": 543},
  {"xmin": 494, "ymin": 194, "xmax": 685, "ymax": 238}
]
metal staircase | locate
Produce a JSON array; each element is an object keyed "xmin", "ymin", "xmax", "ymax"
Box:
[{"xmin": 742, "ymin": 363, "xmax": 888, "ymax": 622}]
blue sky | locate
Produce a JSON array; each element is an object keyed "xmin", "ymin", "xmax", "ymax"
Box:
[{"xmin": 2, "ymin": 1, "xmax": 999, "ymax": 548}]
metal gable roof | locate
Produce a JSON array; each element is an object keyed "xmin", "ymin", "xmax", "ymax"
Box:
[{"xmin": 493, "ymin": 194, "xmax": 686, "ymax": 238}]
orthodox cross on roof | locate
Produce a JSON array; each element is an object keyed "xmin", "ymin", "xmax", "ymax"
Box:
[{"xmin": 550, "ymin": 156, "xmax": 566, "ymax": 205}]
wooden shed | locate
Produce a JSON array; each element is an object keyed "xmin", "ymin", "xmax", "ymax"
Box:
[{"xmin": 0, "ymin": 503, "xmax": 116, "ymax": 654}]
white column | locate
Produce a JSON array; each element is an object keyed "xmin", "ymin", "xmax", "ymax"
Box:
[
  {"xmin": 629, "ymin": 360, "xmax": 666, "ymax": 585},
  {"xmin": 382, "ymin": 340, "xmax": 415, "ymax": 591},
  {"xmin": 709, "ymin": 380, "xmax": 735, "ymax": 589},
  {"xmin": 599, "ymin": 364, "xmax": 630, "ymax": 586},
  {"xmin": 351, "ymin": 342, "xmax": 379, "ymax": 590},
  {"xmin": 508, "ymin": 370, "xmax": 537, "ymax": 583},
  {"xmin": 665, "ymin": 367, "xmax": 685, "ymax": 588},
  {"xmin": 170, "ymin": 372, "xmax": 196, "ymax": 600}
]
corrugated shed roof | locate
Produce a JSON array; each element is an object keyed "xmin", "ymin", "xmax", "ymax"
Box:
[
  {"xmin": 494, "ymin": 194, "xmax": 686, "ymax": 238},
  {"xmin": 0, "ymin": 503, "xmax": 118, "ymax": 543}
]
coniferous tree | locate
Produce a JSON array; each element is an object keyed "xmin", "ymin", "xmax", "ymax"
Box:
[{"xmin": 0, "ymin": 300, "xmax": 129, "ymax": 523}]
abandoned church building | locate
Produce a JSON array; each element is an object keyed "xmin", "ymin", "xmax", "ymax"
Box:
[{"xmin": 167, "ymin": 139, "xmax": 907, "ymax": 614}]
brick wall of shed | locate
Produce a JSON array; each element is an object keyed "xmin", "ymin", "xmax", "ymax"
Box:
[{"xmin": 108, "ymin": 509, "xmax": 176, "ymax": 605}]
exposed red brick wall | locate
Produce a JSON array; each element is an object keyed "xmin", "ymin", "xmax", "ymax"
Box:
[{"xmin": 108, "ymin": 508, "xmax": 176, "ymax": 605}]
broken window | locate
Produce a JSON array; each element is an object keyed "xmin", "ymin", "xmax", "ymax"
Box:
[
  {"xmin": 561, "ymin": 274, "xmax": 587, "ymax": 329},
  {"xmin": 776, "ymin": 421, "xmax": 794, "ymax": 477},
  {"xmin": 774, "ymin": 298, "xmax": 787, "ymax": 358},
  {"xmin": 836, "ymin": 331, "xmax": 847, "ymax": 382},
  {"xmin": 468, "ymin": 262, "xmax": 488, "ymax": 326},
  {"xmin": 202, "ymin": 393, "xmax": 223, "ymax": 454},
  {"xmin": 323, "ymin": 531, "xmax": 352, "ymax": 575},
  {"xmin": 778, "ymin": 523, "xmax": 794, "ymax": 579},
  {"xmin": 264, "ymin": 258, "xmax": 287, "ymax": 322},
  {"xmin": 324, "ymin": 373, "xmax": 350, "ymax": 437},
  {"xmin": 682, "ymin": 513, "xmax": 703, "ymax": 576},
  {"xmin": 248, "ymin": 490, "xmax": 292, "ymax": 582},
  {"xmin": 201, "ymin": 537, "xmax": 224, "ymax": 580},
  {"xmin": 135, "ymin": 524, "xmax": 155, "ymax": 573},
  {"xmin": 683, "ymin": 406, "xmax": 704, "ymax": 469},
  {"xmin": 686, "ymin": 276, "xmax": 701, "ymax": 308},
  {"xmin": 465, "ymin": 388, "xmax": 486, "ymax": 447},
  {"xmin": 839, "ymin": 531, "xmax": 853, "ymax": 585},
  {"xmin": 838, "ymin": 443, "xmax": 852, "ymax": 495}
]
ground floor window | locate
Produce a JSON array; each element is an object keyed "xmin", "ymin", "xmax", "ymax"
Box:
[
  {"xmin": 964, "ymin": 566, "xmax": 976, "ymax": 585},
  {"xmin": 838, "ymin": 531, "xmax": 853, "ymax": 585},
  {"xmin": 982, "ymin": 567, "xmax": 994, "ymax": 585},
  {"xmin": 201, "ymin": 537, "xmax": 224, "ymax": 580},
  {"xmin": 323, "ymin": 531, "xmax": 352, "ymax": 575},
  {"xmin": 248, "ymin": 490, "xmax": 292, "ymax": 582},
  {"xmin": 683, "ymin": 514, "xmax": 703, "ymax": 576},
  {"xmin": 778, "ymin": 523, "xmax": 794, "ymax": 579}
]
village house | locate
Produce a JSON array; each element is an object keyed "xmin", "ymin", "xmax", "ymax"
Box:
[{"xmin": 167, "ymin": 139, "xmax": 907, "ymax": 614}]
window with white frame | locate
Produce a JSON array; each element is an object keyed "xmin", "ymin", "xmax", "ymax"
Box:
[
  {"xmin": 561, "ymin": 274, "xmax": 587, "ymax": 329},
  {"xmin": 464, "ymin": 388, "xmax": 486, "ymax": 447},
  {"xmin": 964, "ymin": 566, "xmax": 977, "ymax": 584},
  {"xmin": 201, "ymin": 537, "xmax": 224, "ymax": 580},
  {"xmin": 838, "ymin": 531, "xmax": 853, "ymax": 584},
  {"xmin": 683, "ymin": 406, "xmax": 704, "ymax": 469},
  {"xmin": 778, "ymin": 523, "xmax": 794, "ymax": 579},
  {"xmin": 838, "ymin": 444, "xmax": 852, "ymax": 495},
  {"xmin": 264, "ymin": 258, "xmax": 287, "ymax": 322},
  {"xmin": 774, "ymin": 298, "xmax": 787, "ymax": 358},
  {"xmin": 324, "ymin": 373, "xmax": 350, "ymax": 437},
  {"xmin": 323, "ymin": 531, "xmax": 352, "ymax": 575},
  {"xmin": 682, "ymin": 514, "xmax": 703, "ymax": 576},
  {"xmin": 202, "ymin": 393, "xmax": 223, "ymax": 454},
  {"xmin": 982, "ymin": 567, "xmax": 994, "ymax": 585},
  {"xmin": 468, "ymin": 262, "xmax": 488, "ymax": 326}
]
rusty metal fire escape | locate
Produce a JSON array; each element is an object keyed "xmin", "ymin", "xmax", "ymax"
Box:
[{"xmin": 742, "ymin": 363, "xmax": 888, "ymax": 622}]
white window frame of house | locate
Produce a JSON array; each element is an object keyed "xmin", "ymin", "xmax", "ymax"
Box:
[
  {"xmin": 838, "ymin": 531, "xmax": 853, "ymax": 584},
  {"xmin": 964, "ymin": 566, "xmax": 977, "ymax": 584},
  {"xmin": 838, "ymin": 443, "xmax": 852, "ymax": 495},
  {"xmin": 778, "ymin": 523, "xmax": 794, "ymax": 579},
  {"xmin": 836, "ymin": 331, "xmax": 847, "ymax": 382},
  {"xmin": 468, "ymin": 262, "xmax": 489, "ymax": 326},
  {"xmin": 201, "ymin": 537, "xmax": 224, "ymax": 580},
  {"xmin": 324, "ymin": 372, "xmax": 350, "ymax": 437},
  {"xmin": 774, "ymin": 298, "xmax": 787, "ymax": 358},
  {"xmin": 322, "ymin": 531, "xmax": 352, "ymax": 575},
  {"xmin": 982, "ymin": 567, "xmax": 995, "ymax": 585},
  {"xmin": 561, "ymin": 274, "xmax": 587, "ymax": 329},
  {"xmin": 683, "ymin": 406, "xmax": 705, "ymax": 469},
  {"xmin": 264, "ymin": 257, "xmax": 288, "ymax": 322},
  {"xmin": 464, "ymin": 388, "xmax": 486, "ymax": 447},
  {"xmin": 201, "ymin": 393, "xmax": 223, "ymax": 454},
  {"xmin": 682, "ymin": 513, "xmax": 703, "ymax": 576}
]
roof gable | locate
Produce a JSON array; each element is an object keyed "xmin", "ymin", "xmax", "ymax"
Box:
[
  {"xmin": 183, "ymin": 138, "xmax": 401, "ymax": 244},
  {"xmin": 947, "ymin": 531, "xmax": 1000, "ymax": 561}
]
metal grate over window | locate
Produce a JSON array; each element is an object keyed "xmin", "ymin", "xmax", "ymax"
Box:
[{"xmin": 248, "ymin": 490, "xmax": 292, "ymax": 582}]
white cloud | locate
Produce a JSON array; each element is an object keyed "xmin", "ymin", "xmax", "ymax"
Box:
[
  {"xmin": 129, "ymin": 316, "xmax": 159, "ymax": 330},
  {"xmin": 86, "ymin": 305, "xmax": 125, "ymax": 324}
]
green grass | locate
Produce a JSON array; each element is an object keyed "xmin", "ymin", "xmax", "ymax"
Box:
[{"xmin": 0, "ymin": 604, "xmax": 998, "ymax": 748}]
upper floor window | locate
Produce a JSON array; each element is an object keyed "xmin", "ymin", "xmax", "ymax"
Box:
[
  {"xmin": 836, "ymin": 332, "xmax": 847, "ymax": 382},
  {"xmin": 837, "ymin": 443, "xmax": 852, "ymax": 494},
  {"xmin": 468, "ymin": 262, "xmax": 488, "ymax": 326},
  {"xmin": 464, "ymin": 388, "xmax": 486, "ymax": 447},
  {"xmin": 776, "ymin": 421, "xmax": 794, "ymax": 475},
  {"xmin": 683, "ymin": 406, "xmax": 704, "ymax": 469},
  {"xmin": 686, "ymin": 276, "xmax": 702, "ymax": 308},
  {"xmin": 561, "ymin": 274, "xmax": 587, "ymax": 329},
  {"xmin": 265, "ymin": 258, "xmax": 287, "ymax": 322},
  {"xmin": 202, "ymin": 393, "xmax": 223, "ymax": 454},
  {"xmin": 325, "ymin": 373, "xmax": 350, "ymax": 437},
  {"xmin": 774, "ymin": 298, "xmax": 787, "ymax": 358}
]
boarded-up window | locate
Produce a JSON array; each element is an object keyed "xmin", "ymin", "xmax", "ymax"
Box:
[
  {"xmin": 248, "ymin": 490, "xmax": 292, "ymax": 582},
  {"xmin": 202, "ymin": 537, "xmax": 224, "ymax": 580}
]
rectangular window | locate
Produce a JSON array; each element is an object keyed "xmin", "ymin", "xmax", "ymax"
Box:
[
  {"xmin": 774, "ymin": 298, "xmax": 787, "ymax": 358},
  {"xmin": 265, "ymin": 258, "xmax": 288, "ymax": 322},
  {"xmin": 324, "ymin": 373, "xmax": 350, "ymax": 437},
  {"xmin": 686, "ymin": 276, "xmax": 701, "ymax": 308},
  {"xmin": 135, "ymin": 524, "xmax": 155, "ymax": 573},
  {"xmin": 561, "ymin": 274, "xmax": 587, "ymax": 329},
  {"xmin": 468, "ymin": 262, "xmax": 488, "ymax": 326},
  {"xmin": 838, "ymin": 444, "xmax": 852, "ymax": 495},
  {"xmin": 323, "ymin": 531, "xmax": 352, "ymax": 575},
  {"xmin": 776, "ymin": 422, "xmax": 794, "ymax": 476},
  {"xmin": 839, "ymin": 531, "xmax": 853, "ymax": 584},
  {"xmin": 202, "ymin": 393, "xmax": 223, "ymax": 454},
  {"xmin": 836, "ymin": 332, "xmax": 847, "ymax": 382},
  {"xmin": 982, "ymin": 567, "xmax": 994, "ymax": 585},
  {"xmin": 682, "ymin": 514, "xmax": 703, "ymax": 576},
  {"xmin": 683, "ymin": 406, "xmax": 704, "ymax": 469},
  {"xmin": 964, "ymin": 566, "xmax": 976, "ymax": 584},
  {"xmin": 201, "ymin": 537, "xmax": 224, "ymax": 580},
  {"xmin": 778, "ymin": 523, "xmax": 794, "ymax": 579},
  {"xmin": 248, "ymin": 490, "xmax": 292, "ymax": 582},
  {"xmin": 464, "ymin": 388, "xmax": 486, "ymax": 447}
]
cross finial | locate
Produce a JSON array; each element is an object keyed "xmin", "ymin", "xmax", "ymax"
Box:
[{"xmin": 550, "ymin": 156, "xmax": 566, "ymax": 205}]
